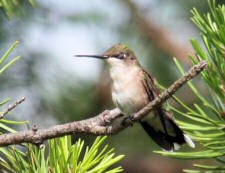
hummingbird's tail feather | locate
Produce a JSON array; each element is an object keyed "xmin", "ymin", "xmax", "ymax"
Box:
[
  {"xmin": 183, "ymin": 134, "xmax": 195, "ymax": 148},
  {"xmin": 140, "ymin": 110, "xmax": 195, "ymax": 151}
]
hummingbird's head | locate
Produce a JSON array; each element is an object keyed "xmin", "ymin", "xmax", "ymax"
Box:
[
  {"xmin": 102, "ymin": 44, "xmax": 139, "ymax": 67},
  {"xmin": 75, "ymin": 44, "xmax": 140, "ymax": 67},
  {"xmin": 103, "ymin": 44, "xmax": 135, "ymax": 57}
]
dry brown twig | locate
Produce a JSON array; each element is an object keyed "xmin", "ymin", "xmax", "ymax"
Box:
[{"xmin": 0, "ymin": 61, "xmax": 208, "ymax": 147}]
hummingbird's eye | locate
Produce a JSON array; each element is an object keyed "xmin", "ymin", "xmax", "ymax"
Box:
[{"xmin": 117, "ymin": 53, "xmax": 126, "ymax": 59}]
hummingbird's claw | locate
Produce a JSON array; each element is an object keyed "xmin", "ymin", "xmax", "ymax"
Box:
[
  {"xmin": 130, "ymin": 114, "xmax": 136, "ymax": 121},
  {"xmin": 102, "ymin": 110, "xmax": 111, "ymax": 125},
  {"xmin": 102, "ymin": 109, "xmax": 124, "ymax": 125},
  {"xmin": 122, "ymin": 116, "xmax": 133, "ymax": 127}
]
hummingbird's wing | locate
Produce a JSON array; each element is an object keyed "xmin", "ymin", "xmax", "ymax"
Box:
[
  {"xmin": 140, "ymin": 69, "xmax": 194, "ymax": 150},
  {"xmin": 141, "ymin": 69, "xmax": 168, "ymax": 133}
]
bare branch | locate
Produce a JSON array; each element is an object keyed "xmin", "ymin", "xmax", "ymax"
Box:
[
  {"xmin": 0, "ymin": 97, "xmax": 26, "ymax": 119},
  {"xmin": 0, "ymin": 61, "xmax": 208, "ymax": 147}
]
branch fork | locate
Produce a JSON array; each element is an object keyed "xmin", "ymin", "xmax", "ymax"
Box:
[{"xmin": 0, "ymin": 61, "xmax": 208, "ymax": 147}]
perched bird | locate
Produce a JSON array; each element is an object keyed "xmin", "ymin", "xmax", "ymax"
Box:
[{"xmin": 76, "ymin": 44, "xmax": 195, "ymax": 151}]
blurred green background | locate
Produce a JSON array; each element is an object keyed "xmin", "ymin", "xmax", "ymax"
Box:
[{"xmin": 0, "ymin": 0, "xmax": 224, "ymax": 172}]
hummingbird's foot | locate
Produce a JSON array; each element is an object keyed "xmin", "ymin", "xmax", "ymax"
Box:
[
  {"xmin": 102, "ymin": 110, "xmax": 112, "ymax": 125},
  {"xmin": 102, "ymin": 110, "xmax": 124, "ymax": 125},
  {"xmin": 130, "ymin": 113, "xmax": 136, "ymax": 121},
  {"xmin": 122, "ymin": 117, "xmax": 133, "ymax": 127}
]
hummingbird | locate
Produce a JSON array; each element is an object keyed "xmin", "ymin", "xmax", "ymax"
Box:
[{"xmin": 76, "ymin": 44, "xmax": 195, "ymax": 151}]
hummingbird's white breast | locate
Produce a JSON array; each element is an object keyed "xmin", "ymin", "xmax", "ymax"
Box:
[{"xmin": 108, "ymin": 58, "xmax": 149, "ymax": 116}]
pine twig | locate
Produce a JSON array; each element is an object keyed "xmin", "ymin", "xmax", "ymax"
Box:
[
  {"xmin": 0, "ymin": 61, "xmax": 208, "ymax": 147},
  {"xmin": 0, "ymin": 97, "xmax": 26, "ymax": 119}
]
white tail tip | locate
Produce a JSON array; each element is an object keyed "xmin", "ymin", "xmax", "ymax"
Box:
[
  {"xmin": 173, "ymin": 143, "xmax": 181, "ymax": 150},
  {"xmin": 184, "ymin": 134, "xmax": 195, "ymax": 148}
]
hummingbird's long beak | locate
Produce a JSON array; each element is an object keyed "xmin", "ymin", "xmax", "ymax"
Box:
[{"xmin": 75, "ymin": 55, "xmax": 109, "ymax": 59}]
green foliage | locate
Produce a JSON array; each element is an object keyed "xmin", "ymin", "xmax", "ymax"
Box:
[
  {"xmin": 0, "ymin": 41, "xmax": 27, "ymax": 133},
  {"xmin": 0, "ymin": 41, "xmax": 22, "ymax": 75},
  {"xmin": 0, "ymin": 41, "xmax": 29, "ymax": 170},
  {"xmin": 0, "ymin": 136, "xmax": 124, "ymax": 173},
  {"xmin": 191, "ymin": 0, "xmax": 225, "ymax": 100},
  {"xmin": 0, "ymin": 0, "xmax": 36, "ymax": 18},
  {"xmin": 156, "ymin": 0, "xmax": 225, "ymax": 172}
]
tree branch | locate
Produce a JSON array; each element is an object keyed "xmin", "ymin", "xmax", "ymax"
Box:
[{"xmin": 0, "ymin": 61, "xmax": 208, "ymax": 147}]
